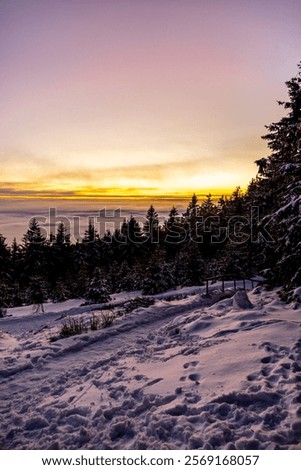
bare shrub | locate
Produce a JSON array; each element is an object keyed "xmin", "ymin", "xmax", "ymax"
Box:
[
  {"xmin": 60, "ymin": 316, "xmax": 88, "ymax": 337},
  {"xmin": 89, "ymin": 313, "xmax": 101, "ymax": 331},
  {"xmin": 101, "ymin": 311, "xmax": 114, "ymax": 328}
]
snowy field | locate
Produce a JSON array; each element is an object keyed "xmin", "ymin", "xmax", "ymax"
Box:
[{"xmin": 1, "ymin": 282, "xmax": 301, "ymax": 450}]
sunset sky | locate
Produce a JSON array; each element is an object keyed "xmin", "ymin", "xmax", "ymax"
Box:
[{"xmin": 1, "ymin": 0, "xmax": 300, "ymax": 198}]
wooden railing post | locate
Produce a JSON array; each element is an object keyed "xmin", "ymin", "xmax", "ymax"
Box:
[{"xmin": 202, "ymin": 276, "xmax": 258, "ymax": 295}]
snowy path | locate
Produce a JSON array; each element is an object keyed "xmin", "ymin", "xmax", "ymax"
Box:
[{"xmin": 1, "ymin": 286, "xmax": 301, "ymax": 449}]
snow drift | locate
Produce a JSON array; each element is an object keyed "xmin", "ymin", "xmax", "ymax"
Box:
[{"xmin": 1, "ymin": 284, "xmax": 301, "ymax": 450}]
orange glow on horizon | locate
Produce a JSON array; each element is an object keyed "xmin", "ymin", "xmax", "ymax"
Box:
[
  {"xmin": 0, "ymin": 166, "xmax": 247, "ymax": 200},
  {"xmin": 0, "ymin": 184, "xmax": 237, "ymax": 200}
]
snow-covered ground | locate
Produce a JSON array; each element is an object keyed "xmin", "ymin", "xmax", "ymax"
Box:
[{"xmin": 1, "ymin": 283, "xmax": 301, "ymax": 450}]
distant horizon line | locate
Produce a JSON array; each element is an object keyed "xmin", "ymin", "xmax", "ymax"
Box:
[{"xmin": 0, "ymin": 189, "xmax": 239, "ymax": 201}]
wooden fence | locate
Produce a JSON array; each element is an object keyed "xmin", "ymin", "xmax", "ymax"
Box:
[{"xmin": 203, "ymin": 276, "xmax": 260, "ymax": 296}]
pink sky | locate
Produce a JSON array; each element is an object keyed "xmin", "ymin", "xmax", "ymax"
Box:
[{"xmin": 0, "ymin": 0, "xmax": 300, "ymax": 197}]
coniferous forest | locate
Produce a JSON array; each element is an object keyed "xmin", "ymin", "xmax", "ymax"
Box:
[{"xmin": 0, "ymin": 64, "xmax": 300, "ymax": 311}]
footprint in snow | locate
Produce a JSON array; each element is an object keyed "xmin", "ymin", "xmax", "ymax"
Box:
[
  {"xmin": 259, "ymin": 342, "xmax": 277, "ymax": 353},
  {"xmin": 183, "ymin": 361, "xmax": 199, "ymax": 369},
  {"xmin": 261, "ymin": 356, "xmax": 274, "ymax": 364},
  {"xmin": 261, "ymin": 367, "xmax": 270, "ymax": 377},
  {"xmin": 145, "ymin": 378, "xmax": 163, "ymax": 387},
  {"xmin": 247, "ymin": 373, "xmax": 258, "ymax": 382},
  {"xmin": 188, "ymin": 373, "xmax": 201, "ymax": 384}
]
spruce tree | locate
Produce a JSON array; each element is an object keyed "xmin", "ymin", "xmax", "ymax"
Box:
[
  {"xmin": 251, "ymin": 63, "xmax": 301, "ymax": 289},
  {"xmin": 142, "ymin": 261, "xmax": 175, "ymax": 295},
  {"xmin": 197, "ymin": 194, "xmax": 219, "ymax": 258},
  {"xmin": 82, "ymin": 220, "xmax": 100, "ymax": 274},
  {"xmin": 119, "ymin": 216, "xmax": 144, "ymax": 267},
  {"xmin": 183, "ymin": 193, "xmax": 201, "ymax": 244},
  {"xmin": 143, "ymin": 205, "xmax": 160, "ymax": 246},
  {"xmin": 164, "ymin": 206, "xmax": 184, "ymax": 260},
  {"xmin": 21, "ymin": 219, "xmax": 47, "ymax": 285},
  {"xmin": 0, "ymin": 235, "xmax": 9, "ymax": 279},
  {"xmin": 0, "ymin": 237, "xmax": 10, "ymax": 314},
  {"xmin": 85, "ymin": 267, "xmax": 111, "ymax": 304},
  {"xmin": 55, "ymin": 222, "xmax": 71, "ymax": 246}
]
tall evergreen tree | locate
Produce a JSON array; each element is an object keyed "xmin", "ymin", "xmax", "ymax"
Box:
[
  {"xmin": 119, "ymin": 216, "xmax": 144, "ymax": 267},
  {"xmin": 55, "ymin": 222, "xmax": 71, "ymax": 246},
  {"xmin": 23, "ymin": 218, "xmax": 46, "ymax": 246},
  {"xmin": 21, "ymin": 219, "xmax": 47, "ymax": 284},
  {"xmin": 0, "ymin": 235, "xmax": 11, "ymax": 314},
  {"xmin": 0, "ymin": 234, "xmax": 10, "ymax": 279},
  {"xmin": 183, "ymin": 193, "xmax": 200, "ymax": 243},
  {"xmin": 250, "ymin": 63, "xmax": 301, "ymax": 289},
  {"xmin": 143, "ymin": 205, "xmax": 160, "ymax": 245},
  {"xmin": 47, "ymin": 222, "xmax": 72, "ymax": 293},
  {"xmin": 254, "ymin": 63, "xmax": 301, "ymax": 211},
  {"xmin": 197, "ymin": 194, "xmax": 219, "ymax": 257},
  {"xmin": 82, "ymin": 219, "xmax": 100, "ymax": 274},
  {"xmin": 83, "ymin": 219, "xmax": 97, "ymax": 243},
  {"xmin": 164, "ymin": 206, "xmax": 184, "ymax": 260}
]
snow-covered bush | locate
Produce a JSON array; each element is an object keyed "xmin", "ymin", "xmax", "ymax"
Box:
[
  {"xmin": 279, "ymin": 286, "xmax": 301, "ymax": 304},
  {"xmin": 142, "ymin": 263, "xmax": 175, "ymax": 295},
  {"xmin": 85, "ymin": 268, "xmax": 111, "ymax": 304},
  {"xmin": 51, "ymin": 281, "xmax": 70, "ymax": 303}
]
